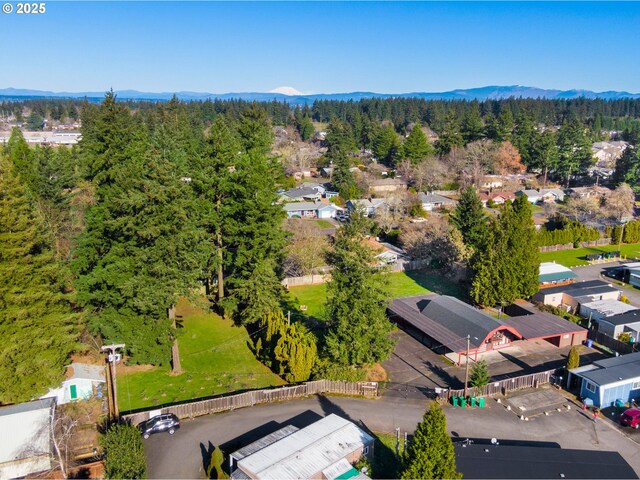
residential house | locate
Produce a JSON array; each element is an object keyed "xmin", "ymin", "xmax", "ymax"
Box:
[
  {"xmin": 532, "ymin": 280, "xmax": 621, "ymax": 312},
  {"xmin": 229, "ymin": 414, "xmax": 373, "ymax": 480},
  {"xmin": 346, "ymin": 198, "xmax": 387, "ymax": 217},
  {"xmin": 567, "ymin": 185, "xmax": 611, "ymax": 200},
  {"xmin": 281, "ymin": 188, "xmax": 322, "ymax": 202},
  {"xmin": 539, "ymin": 262, "xmax": 578, "ymax": 288},
  {"xmin": 592, "ymin": 141, "xmax": 629, "ymax": 168},
  {"xmin": 578, "ymin": 299, "xmax": 638, "ymax": 322},
  {"xmin": 40, "ymin": 363, "xmax": 105, "ymax": 405},
  {"xmin": 0, "ymin": 398, "xmax": 55, "ymax": 479},
  {"xmin": 516, "ymin": 188, "xmax": 566, "ymax": 204},
  {"xmin": 516, "ymin": 189, "xmax": 542, "ymax": 204},
  {"xmin": 478, "ymin": 191, "xmax": 515, "ymax": 207},
  {"xmin": 418, "ymin": 192, "xmax": 457, "ymax": 211},
  {"xmin": 596, "ymin": 310, "xmax": 640, "ymax": 342},
  {"xmin": 480, "ymin": 175, "xmax": 504, "ymax": 190},
  {"xmin": 283, "ymin": 201, "xmax": 343, "ymax": 219},
  {"xmin": 387, "ymin": 295, "xmax": 586, "ymax": 365},
  {"xmin": 368, "ymin": 178, "xmax": 407, "ymax": 194},
  {"xmin": 454, "ymin": 441, "xmax": 636, "ymax": 479},
  {"xmin": 571, "ymin": 351, "xmax": 640, "ymax": 407},
  {"xmin": 620, "ymin": 263, "xmax": 640, "ymax": 288},
  {"xmin": 299, "ymin": 182, "xmax": 327, "ymax": 196}
]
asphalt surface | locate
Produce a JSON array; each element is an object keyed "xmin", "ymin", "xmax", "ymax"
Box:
[
  {"xmin": 144, "ymin": 390, "xmax": 640, "ymax": 479},
  {"xmin": 571, "ymin": 261, "xmax": 640, "ymax": 307}
]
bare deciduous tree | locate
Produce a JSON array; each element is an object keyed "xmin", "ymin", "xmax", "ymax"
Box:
[
  {"xmin": 495, "ymin": 141, "xmax": 526, "ymax": 175},
  {"xmin": 461, "ymin": 140, "xmax": 498, "ymax": 188},
  {"xmin": 284, "ymin": 219, "xmax": 329, "ymax": 276},
  {"xmin": 603, "ymin": 183, "xmax": 635, "ymax": 221}
]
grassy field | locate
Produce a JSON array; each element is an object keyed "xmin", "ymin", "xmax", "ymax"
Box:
[
  {"xmin": 287, "ymin": 270, "xmax": 466, "ymax": 319},
  {"xmin": 540, "ymin": 243, "xmax": 640, "ymax": 267},
  {"xmin": 116, "ymin": 298, "xmax": 285, "ymax": 412}
]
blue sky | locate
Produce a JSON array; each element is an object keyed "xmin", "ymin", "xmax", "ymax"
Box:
[{"xmin": 1, "ymin": 1, "xmax": 639, "ymax": 94}]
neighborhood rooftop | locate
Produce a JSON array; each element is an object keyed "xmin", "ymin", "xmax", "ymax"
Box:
[
  {"xmin": 580, "ymin": 299, "xmax": 638, "ymax": 317},
  {"xmin": 599, "ymin": 310, "xmax": 640, "ymax": 326},
  {"xmin": 232, "ymin": 414, "xmax": 373, "ymax": 480},
  {"xmin": 536, "ymin": 279, "xmax": 618, "ymax": 297},
  {"xmin": 539, "ymin": 262, "xmax": 578, "ymax": 283},
  {"xmin": 576, "ymin": 351, "xmax": 640, "ymax": 386}
]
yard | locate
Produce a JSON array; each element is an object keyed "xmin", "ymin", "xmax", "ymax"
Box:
[
  {"xmin": 116, "ymin": 298, "xmax": 285, "ymax": 412},
  {"xmin": 540, "ymin": 243, "xmax": 640, "ymax": 267},
  {"xmin": 315, "ymin": 219, "xmax": 334, "ymax": 229},
  {"xmin": 286, "ymin": 270, "xmax": 466, "ymax": 319}
]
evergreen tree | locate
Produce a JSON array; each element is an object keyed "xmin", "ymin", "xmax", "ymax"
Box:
[
  {"xmin": 566, "ymin": 346, "xmax": 580, "ymax": 371},
  {"xmin": 75, "ymin": 93, "xmax": 207, "ymax": 364},
  {"xmin": 0, "ymin": 157, "xmax": 79, "ymax": 403},
  {"xmin": 221, "ymin": 108, "xmax": 287, "ymax": 325},
  {"xmin": 556, "ymin": 117, "xmax": 594, "ymax": 186},
  {"xmin": 530, "ymin": 130, "xmax": 558, "ymax": 187},
  {"xmin": 102, "ymin": 423, "xmax": 147, "ymax": 480},
  {"xmin": 326, "ymin": 119, "xmax": 359, "ymax": 200},
  {"xmin": 6, "ymin": 128, "xmax": 33, "ymax": 182},
  {"xmin": 297, "ymin": 115, "xmax": 315, "ymax": 141},
  {"xmin": 435, "ymin": 111, "xmax": 464, "ymax": 154},
  {"xmin": 462, "ymin": 102, "xmax": 484, "ymax": 143},
  {"xmin": 496, "ymin": 108, "xmax": 515, "ymax": 141},
  {"xmin": 469, "ymin": 359, "xmax": 490, "ymax": 392},
  {"xmin": 403, "ymin": 122, "xmax": 434, "ymax": 163},
  {"xmin": 512, "ymin": 113, "xmax": 536, "ymax": 166},
  {"xmin": 324, "ymin": 211, "xmax": 395, "ymax": 366},
  {"xmin": 450, "ymin": 186, "xmax": 487, "ymax": 252},
  {"xmin": 401, "ymin": 402, "xmax": 461, "ymax": 480},
  {"xmin": 373, "ymin": 123, "xmax": 401, "ymax": 165},
  {"xmin": 613, "ymin": 147, "xmax": 640, "ymax": 194}
]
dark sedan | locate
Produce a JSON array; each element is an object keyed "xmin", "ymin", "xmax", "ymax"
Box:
[{"xmin": 138, "ymin": 413, "xmax": 180, "ymax": 439}]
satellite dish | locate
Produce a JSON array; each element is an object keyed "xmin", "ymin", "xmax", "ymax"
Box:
[{"xmin": 491, "ymin": 438, "xmax": 498, "ymax": 445}]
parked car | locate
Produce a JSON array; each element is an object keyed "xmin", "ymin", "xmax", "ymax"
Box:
[
  {"xmin": 138, "ymin": 413, "xmax": 180, "ymax": 438},
  {"xmin": 620, "ymin": 408, "xmax": 640, "ymax": 428}
]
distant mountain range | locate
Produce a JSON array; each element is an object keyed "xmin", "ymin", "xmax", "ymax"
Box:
[{"xmin": 1, "ymin": 85, "xmax": 639, "ymax": 104}]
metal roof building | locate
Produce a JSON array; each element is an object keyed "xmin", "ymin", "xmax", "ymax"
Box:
[
  {"xmin": 388, "ymin": 295, "xmax": 586, "ymax": 364},
  {"xmin": 539, "ymin": 262, "xmax": 578, "ymax": 287},
  {"xmin": 0, "ymin": 398, "xmax": 55, "ymax": 479},
  {"xmin": 571, "ymin": 351, "xmax": 640, "ymax": 407},
  {"xmin": 230, "ymin": 414, "xmax": 373, "ymax": 480},
  {"xmin": 579, "ymin": 299, "xmax": 637, "ymax": 321}
]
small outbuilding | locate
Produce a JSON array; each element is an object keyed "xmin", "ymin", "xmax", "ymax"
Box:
[
  {"xmin": 578, "ymin": 299, "xmax": 637, "ymax": 322},
  {"xmin": 532, "ymin": 279, "xmax": 621, "ymax": 312},
  {"xmin": 40, "ymin": 362, "xmax": 105, "ymax": 405},
  {"xmin": 596, "ymin": 310, "xmax": 640, "ymax": 341},
  {"xmin": 539, "ymin": 262, "xmax": 578, "ymax": 288}
]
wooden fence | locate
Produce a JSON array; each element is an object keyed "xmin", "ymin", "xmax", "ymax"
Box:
[
  {"xmin": 588, "ymin": 330, "xmax": 638, "ymax": 355},
  {"xmin": 122, "ymin": 380, "xmax": 378, "ymax": 425},
  {"xmin": 539, "ymin": 243, "xmax": 574, "ymax": 253},
  {"xmin": 447, "ymin": 369, "xmax": 555, "ymax": 398}
]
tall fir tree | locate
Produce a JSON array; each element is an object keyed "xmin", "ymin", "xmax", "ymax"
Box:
[
  {"xmin": 450, "ymin": 186, "xmax": 488, "ymax": 252},
  {"xmin": 403, "ymin": 122, "xmax": 434, "ymax": 163},
  {"xmin": 401, "ymin": 402, "xmax": 461, "ymax": 480},
  {"xmin": 324, "ymin": 211, "xmax": 395, "ymax": 366},
  {"xmin": 435, "ymin": 111, "xmax": 464, "ymax": 154},
  {"xmin": 0, "ymin": 157, "xmax": 79, "ymax": 402},
  {"xmin": 461, "ymin": 101, "xmax": 484, "ymax": 143}
]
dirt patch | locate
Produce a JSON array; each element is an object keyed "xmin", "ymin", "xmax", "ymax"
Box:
[
  {"xmin": 116, "ymin": 363, "xmax": 156, "ymax": 374},
  {"xmin": 365, "ymin": 363, "xmax": 388, "ymax": 382},
  {"xmin": 70, "ymin": 353, "xmax": 103, "ymax": 365}
]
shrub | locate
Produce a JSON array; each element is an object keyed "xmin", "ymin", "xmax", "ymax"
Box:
[{"xmin": 101, "ymin": 423, "xmax": 146, "ymax": 479}]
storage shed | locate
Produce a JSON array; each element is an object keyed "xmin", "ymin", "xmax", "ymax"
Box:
[{"xmin": 539, "ymin": 262, "xmax": 578, "ymax": 288}]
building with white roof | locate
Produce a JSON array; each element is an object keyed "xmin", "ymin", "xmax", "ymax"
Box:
[
  {"xmin": 539, "ymin": 262, "xmax": 578, "ymax": 287},
  {"xmin": 579, "ymin": 299, "xmax": 638, "ymax": 322},
  {"xmin": 0, "ymin": 398, "xmax": 55, "ymax": 479},
  {"xmin": 40, "ymin": 363, "xmax": 105, "ymax": 405},
  {"xmin": 230, "ymin": 414, "xmax": 373, "ymax": 480}
]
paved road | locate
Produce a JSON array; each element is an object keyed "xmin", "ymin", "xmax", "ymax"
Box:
[
  {"xmin": 145, "ymin": 392, "xmax": 640, "ymax": 479},
  {"xmin": 571, "ymin": 261, "xmax": 640, "ymax": 307}
]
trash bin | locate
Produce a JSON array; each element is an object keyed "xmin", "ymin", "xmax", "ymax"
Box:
[
  {"xmin": 586, "ymin": 339, "xmax": 593, "ymax": 348},
  {"xmin": 478, "ymin": 397, "xmax": 485, "ymax": 409},
  {"xmin": 460, "ymin": 398, "xmax": 467, "ymax": 408},
  {"xmin": 615, "ymin": 399, "xmax": 625, "ymax": 408},
  {"xmin": 452, "ymin": 396, "xmax": 459, "ymax": 407},
  {"xmin": 470, "ymin": 396, "xmax": 477, "ymax": 407}
]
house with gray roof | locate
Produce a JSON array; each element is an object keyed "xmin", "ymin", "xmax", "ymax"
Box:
[
  {"xmin": 532, "ymin": 279, "xmax": 621, "ymax": 312},
  {"xmin": 516, "ymin": 188, "xmax": 566, "ymax": 204},
  {"xmin": 346, "ymin": 198, "xmax": 387, "ymax": 216},
  {"xmin": 281, "ymin": 188, "xmax": 322, "ymax": 202},
  {"xmin": 418, "ymin": 192, "xmax": 457, "ymax": 211},
  {"xmin": 282, "ymin": 201, "xmax": 343, "ymax": 219},
  {"xmin": 570, "ymin": 351, "xmax": 640, "ymax": 407},
  {"xmin": 596, "ymin": 310, "xmax": 640, "ymax": 342}
]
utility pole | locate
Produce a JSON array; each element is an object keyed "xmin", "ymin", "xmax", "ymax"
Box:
[
  {"xmin": 463, "ymin": 335, "xmax": 470, "ymax": 398},
  {"xmin": 102, "ymin": 344, "xmax": 125, "ymax": 419}
]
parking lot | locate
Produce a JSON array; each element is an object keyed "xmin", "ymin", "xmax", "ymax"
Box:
[{"xmin": 572, "ymin": 261, "xmax": 640, "ymax": 306}]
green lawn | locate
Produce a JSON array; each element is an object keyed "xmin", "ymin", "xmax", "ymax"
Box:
[
  {"xmin": 370, "ymin": 432, "xmax": 404, "ymax": 479},
  {"xmin": 116, "ymin": 299, "xmax": 285, "ymax": 412},
  {"xmin": 287, "ymin": 270, "xmax": 466, "ymax": 319},
  {"xmin": 540, "ymin": 243, "xmax": 640, "ymax": 267},
  {"xmin": 315, "ymin": 219, "xmax": 334, "ymax": 229}
]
